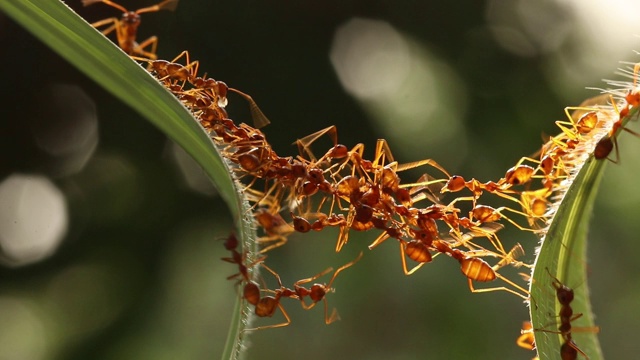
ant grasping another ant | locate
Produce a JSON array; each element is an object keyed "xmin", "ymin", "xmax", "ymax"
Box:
[
  {"xmin": 399, "ymin": 226, "xmax": 528, "ymax": 277},
  {"xmin": 132, "ymin": 50, "xmax": 271, "ymax": 129},
  {"xmin": 593, "ymin": 94, "xmax": 640, "ymax": 163},
  {"xmin": 439, "ymin": 174, "xmax": 527, "ymax": 210},
  {"xmin": 221, "ymin": 232, "xmax": 292, "ymax": 330},
  {"xmin": 516, "ymin": 321, "xmax": 540, "ymax": 360},
  {"xmin": 520, "ymin": 188, "xmax": 552, "ymax": 228},
  {"xmin": 438, "ymin": 150, "xmax": 568, "ymax": 212},
  {"xmin": 220, "ymin": 232, "xmax": 266, "ymax": 309},
  {"xmin": 82, "ymin": 0, "xmax": 179, "ymax": 60},
  {"xmin": 243, "ymin": 252, "xmax": 363, "ymax": 331},
  {"xmin": 517, "ymin": 320, "xmax": 536, "ymax": 351},
  {"xmin": 368, "ymin": 211, "xmax": 531, "ymax": 285},
  {"xmin": 253, "ymin": 208, "xmax": 294, "ymax": 253},
  {"xmin": 297, "ymin": 130, "xmax": 451, "ymax": 252},
  {"xmin": 221, "ymin": 232, "xmax": 266, "ymax": 283},
  {"xmin": 554, "ymin": 105, "xmax": 601, "ymax": 142},
  {"xmin": 419, "ymin": 196, "xmax": 540, "ymax": 259},
  {"xmin": 431, "ymin": 239, "xmax": 531, "ymax": 301}
]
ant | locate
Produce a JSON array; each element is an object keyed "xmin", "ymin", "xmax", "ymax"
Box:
[
  {"xmin": 517, "ymin": 320, "xmax": 536, "ymax": 351},
  {"xmin": 244, "ymin": 252, "xmax": 362, "ymax": 331},
  {"xmin": 219, "ymin": 233, "xmax": 267, "ymax": 309},
  {"xmin": 292, "ymin": 251, "xmax": 363, "ymax": 324},
  {"xmin": 516, "ymin": 321, "xmax": 540, "ymax": 360},
  {"xmin": 220, "ymin": 234, "xmax": 294, "ymax": 330},
  {"xmin": 440, "ymin": 175, "xmax": 523, "ymax": 209},
  {"xmin": 253, "ymin": 208, "xmax": 294, "ymax": 253},
  {"xmin": 432, "ymin": 240, "xmax": 530, "ymax": 300},
  {"xmin": 82, "ymin": 0, "xmax": 179, "ymax": 60},
  {"xmin": 554, "ymin": 106, "xmax": 600, "ymax": 141},
  {"xmin": 327, "ymin": 137, "xmax": 449, "ymax": 251},
  {"xmin": 220, "ymin": 232, "xmax": 265, "ymax": 290},
  {"xmin": 533, "ymin": 268, "xmax": 600, "ymax": 359},
  {"xmin": 520, "ymin": 188, "xmax": 552, "ymax": 227},
  {"xmin": 134, "ymin": 51, "xmax": 272, "ymax": 129},
  {"xmin": 244, "ymin": 264, "xmax": 296, "ymax": 331},
  {"xmin": 594, "ymin": 95, "xmax": 640, "ymax": 163}
]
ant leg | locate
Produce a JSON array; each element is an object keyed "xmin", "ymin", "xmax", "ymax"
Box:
[
  {"xmin": 257, "ymin": 235, "xmax": 288, "ymax": 254},
  {"xmin": 368, "ymin": 232, "xmax": 390, "ymax": 250},
  {"xmin": 135, "ymin": 0, "xmax": 179, "ymax": 14},
  {"xmin": 294, "ymin": 267, "xmax": 334, "ymax": 288},
  {"xmin": 323, "ymin": 298, "xmax": 341, "ymax": 324},
  {"xmin": 228, "ymin": 88, "xmax": 271, "ymax": 128},
  {"xmin": 467, "ymin": 275, "xmax": 530, "ymax": 301},
  {"xmin": 493, "ymin": 244, "xmax": 531, "ymax": 270},
  {"xmin": 396, "ymin": 158, "xmax": 451, "ymax": 178},
  {"xmin": 325, "ymin": 251, "xmax": 363, "ymax": 289},
  {"xmin": 335, "ymin": 210, "xmax": 355, "ymax": 252},
  {"xmin": 90, "ymin": 18, "xmax": 118, "ymax": 36},
  {"xmin": 295, "ymin": 126, "xmax": 338, "ymax": 162},
  {"xmin": 134, "ymin": 36, "xmax": 159, "ymax": 60},
  {"xmin": 494, "ymin": 206, "xmax": 544, "ymax": 233},
  {"xmin": 243, "ymin": 303, "xmax": 292, "ymax": 332},
  {"xmin": 372, "ymin": 139, "xmax": 394, "ymax": 169}
]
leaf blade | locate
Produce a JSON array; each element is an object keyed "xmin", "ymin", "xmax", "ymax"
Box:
[{"xmin": 0, "ymin": 1, "xmax": 257, "ymax": 359}]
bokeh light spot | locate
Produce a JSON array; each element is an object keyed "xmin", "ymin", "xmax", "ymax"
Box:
[
  {"xmin": 0, "ymin": 297, "xmax": 47, "ymax": 360},
  {"xmin": 330, "ymin": 18, "xmax": 411, "ymax": 99},
  {"xmin": 30, "ymin": 84, "xmax": 99, "ymax": 176},
  {"xmin": 330, "ymin": 17, "xmax": 468, "ymax": 167},
  {"xmin": 0, "ymin": 174, "xmax": 68, "ymax": 266}
]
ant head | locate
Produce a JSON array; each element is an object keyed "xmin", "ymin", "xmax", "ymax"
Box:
[
  {"xmin": 556, "ymin": 286, "xmax": 574, "ymax": 305},
  {"xmin": 121, "ymin": 12, "xmax": 140, "ymax": 26},
  {"xmin": 544, "ymin": 267, "xmax": 576, "ymax": 306},
  {"xmin": 309, "ymin": 284, "xmax": 329, "ymax": 302},
  {"xmin": 223, "ymin": 233, "xmax": 238, "ymax": 251}
]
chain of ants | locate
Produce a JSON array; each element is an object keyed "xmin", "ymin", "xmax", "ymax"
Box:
[{"xmin": 82, "ymin": 0, "xmax": 640, "ymax": 354}]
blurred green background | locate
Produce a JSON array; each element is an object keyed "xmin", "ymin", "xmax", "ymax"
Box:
[{"xmin": 1, "ymin": 0, "xmax": 639, "ymax": 359}]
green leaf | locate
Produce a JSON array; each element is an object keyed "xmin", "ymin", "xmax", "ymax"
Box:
[
  {"xmin": 0, "ymin": 1, "xmax": 256, "ymax": 359},
  {"xmin": 530, "ymin": 156, "xmax": 605, "ymax": 360},
  {"xmin": 530, "ymin": 104, "xmax": 638, "ymax": 360}
]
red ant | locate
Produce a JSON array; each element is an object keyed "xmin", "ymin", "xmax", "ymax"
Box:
[
  {"xmin": 520, "ymin": 188, "xmax": 552, "ymax": 227},
  {"xmin": 133, "ymin": 51, "xmax": 271, "ymax": 129},
  {"xmin": 220, "ymin": 232, "xmax": 265, "ymax": 286},
  {"xmin": 82, "ymin": 0, "xmax": 179, "ymax": 60},
  {"xmin": 244, "ymin": 264, "xmax": 296, "ymax": 331},
  {"xmin": 533, "ymin": 268, "xmax": 600, "ymax": 359},
  {"xmin": 292, "ymin": 251, "xmax": 363, "ymax": 324},
  {"xmin": 219, "ymin": 233, "xmax": 266, "ymax": 309},
  {"xmin": 593, "ymin": 95, "xmax": 640, "ymax": 163},
  {"xmin": 517, "ymin": 320, "xmax": 536, "ymax": 351},
  {"xmin": 432, "ymin": 240, "xmax": 530, "ymax": 300},
  {"xmin": 244, "ymin": 252, "xmax": 362, "ymax": 331},
  {"xmin": 253, "ymin": 208, "xmax": 294, "ymax": 253},
  {"xmin": 516, "ymin": 321, "xmax": 539, "ymax": 360}
]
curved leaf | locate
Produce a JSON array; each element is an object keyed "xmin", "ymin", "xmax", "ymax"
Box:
[
  {"xmin": 530, "ymin": 156, "xmax": 605, "ymax": 360},
  {"xmin": 530, "ymin": 101, "xmax": 638, "ymax": 360},
  {"xmin": 0, "ymin": 1, "xmax": 257, "ymax": 359}
]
